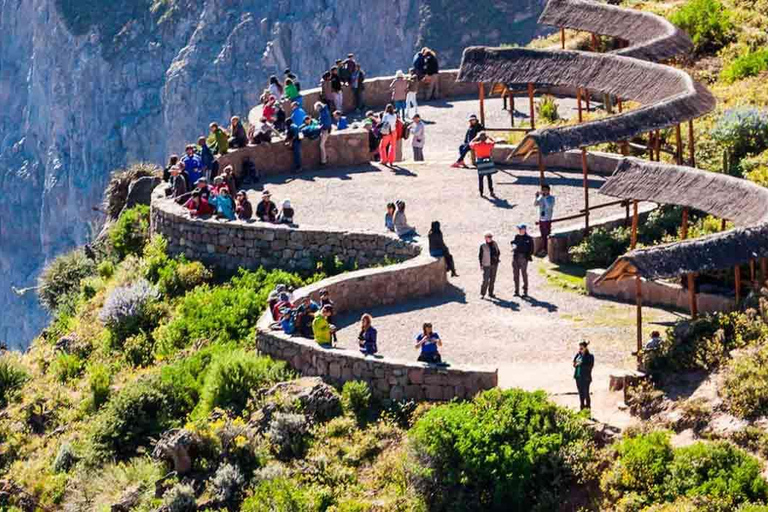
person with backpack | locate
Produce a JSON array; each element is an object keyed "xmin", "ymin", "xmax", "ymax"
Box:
[
  {"xmin": 378, "ymin": 104, "xmax": 398, "ymax": 166},
  {"xmin": 390, "ymin": 70, "xmax": 409, "ymax": 119},
  {"xmin": 315, "ymin": 101, "xmax": 333, "ymax": 165}
]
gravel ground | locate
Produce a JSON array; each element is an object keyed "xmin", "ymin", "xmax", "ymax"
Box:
[{"xmin": 254, "ymin": 96, "xmax": 683, "ymax": 421}]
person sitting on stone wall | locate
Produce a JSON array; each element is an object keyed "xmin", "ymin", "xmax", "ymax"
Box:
[
  {"xmin": 210, "ymin": 187, "xmax": 236, "ymax": 221},
  {"xmin": 168, "ymin": 165, "xmax": 187, "ymax": 200},
  {"xmin": 284, "ymin": 78, "xmax": 300, "ymax": 102},
  {"xmin": 193, "ymin": 177, "xmax": 211, "ymax": 201},
  {"xmin": 415, "ymin": 322, "xmax": 442, "ymax": 364},
  {"xmin": 300, "ymin": 115, "xmax": 322, "ymax": 140},
  {"xmin": 277, "ymin": 199, "xmax": 294, "ymax": 225},
  {"xmin": 284, "ymin": 119, "xmax": 302, "ymax": 171},
  {"xmin": 256, "ymin": 190, "xmax": 278, "ymax": 223},
  {"xmin": 208, "ymin": 122, "xmax": 229, "ymax": 155},
  {"xmin": 250, "ymin": 116, "xmax": 275, "ymax": 145},
  {"xmin": 235, "ymin": 190, "xmax": 253, "ymax": 221},
  {"xmin": 393, "ymin": 200, "xmax": 416, "ymax": 238},
  {"xmin": 293, "ymin": 297, "xmax": 319, "ymax": 339},
  {"xmin": 423, "ymin": 48, "xmax": 440, "ymax": 100},
  {"xmin": 182, "ymin": 144, "xmax": 204, "ymax": 185},
  {"xmin": 330, "ymin": 66, "xmax": 343, "ymax": 111},
  {"xmin": 385, "ymin": 202, "xmax": 396, "ymax": 231},
  {"xmin": 332, "ymin": 110, "xmax": 348, "ymax": 130},
  {"xmin": 290, "ymin": 101, "xmax": 307, "ymax": 130},
  {"xmin": 262, "ymin": 95, "xmax": 278, "ymax": 123},
  {"xmin": 211, "ymin": 175, "xmax": 228, "ymax": 196},
  {"xmin": 268, "ymin": 284, "xmax": 288, "ymax": 320},
  {"xmin": 163, "ymin": 154, "xmax": 179, "ymax": 182},
  {"xmin": 358, "ymin": 313, "xmax": 378, "ymax": 356},
  {"xmin": 313, "ymin": 304, "xmax": 336, "ymax": 348},
  {"xmin": 451, "ymin": 114, "xmax": 485, "ymax": 168},
  {"xmin": 319, "ymin": 289, "xmax": 338, "ymax": 345},
  {"xmin": 196, "ymin": 137, "xmax": 215, "ymax": 179},
  {"xmin": 221, "ymin": 165, "xmax": 237, "ymax": 197},
  {"xmin": 428, "ymin": 221, "xmax": 458, "ymax": 277},
  {"xmin": 228, "ymin": 116, "xmax": 248, "ymax": 149},
  {"xmin": 272, "ymin": 292, "xmax": 293, "ymax": 321},
  {"xmin": 184, "ymin": 189, "xmax": 214, "ymax": 217},
  {"xmin": 176, "ymin": 161, "xmax": 190, "ymax": 190}
]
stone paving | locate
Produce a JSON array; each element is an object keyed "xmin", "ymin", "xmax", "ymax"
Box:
[{"xmin": 255, "ymin": 95, "xmax": 683, "ymax": 421}]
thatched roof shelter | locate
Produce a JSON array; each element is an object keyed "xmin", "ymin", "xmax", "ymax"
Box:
[
  {"xmin": 597, "ymin": 158, "xmax": 768, "ymax": 282},
  {"xmin": 457, "ymin": 47, "xmax": 716, "ymax": 156},
  {"xmin": 539, "ymin": 0, "xmax": 693, "ymax": 62}
]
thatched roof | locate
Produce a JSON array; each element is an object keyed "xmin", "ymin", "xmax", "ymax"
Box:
[
  {"xmin": 596, "ymin": 158, "xmax": 768, "ymax": 282},
  {"xmin": 539, "ymin": 0, "xmax": 693, "ymax": 62},
  {"xmin": 457, "ymin": 47, "xmax": 716, "ymax": 156}
]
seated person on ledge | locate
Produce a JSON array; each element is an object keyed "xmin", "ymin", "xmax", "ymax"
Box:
[
  {"xmin": 385, "ymin": 202, "xmax": 395, "ymax": 231},
  {"xmin": 313, "ymin": 304, "xmax": 336, "ymax": 348},
  {"xmin": 235, "ymin": 190, "xmax": 253, "ymax": 220},
  {"xmin": 256, "ymin": 190, "xmax": 278, "ymax": 222},
  {"xmin": 250, "ymin": 116, "xmax": 275, "ymax": 144},
  {"xmin": 184, "ymin": 190, "xmax": 214, "ymax": 217},
  {"xmin": 277, "ymin": 199, "xmax": 294, "ymax": 224},
  {"xmin": 393, "ymin": 200, "xmax": 416, "ymax": 238},
  {"xmin": 415, "ymin": 322, "xmax": 442, "ymax": 364},
  {"xmin": 333, "ymin": 110, "xmax": 348, "ymax": 130},
  {"xmin": 358, "ymin": 313, "xmax": 378, "ymax": 356},
  {"xmin": 210, "ymin": 187, "xmax": 236, "ymax": 221}
]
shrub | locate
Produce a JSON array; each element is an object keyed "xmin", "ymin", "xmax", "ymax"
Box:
[
  {"xmin": 88, "ymin": 363, "xmax": 112, "ymax": 410},
  {"xmin": 99, "ymin": 279, "xmax": 160, "ymax": 348},
  {"xmin": 569, "ymin": 227, "xmax": 631, "ymax": 269},
  {"xmin": 721, "ymin": 343, "xmax": 768, "ymax": 418},
  {"xmin": 669, "ymin": 0, "xmax": 734, "ymax": 55},
  {"xmin": 743, "ymin": 150, "xmax": 768, "ymax": 187},
  {"xmin": 109, "ymin": 205, "xmax": 150, "ymax": 261},
  {"xmin": 626, "ymin": 380, "xmax": 665, "ymax": 420},
  {"xmin": 0, "ymin": 359, "xmax": 29, "ymax": 408},
  {"xmin": 53, "ymin": 442, "xmax": 78, "ymax": 473},
  {"xmin": 341, "ymin": 381, "xmax": 372, "ymax": 423},
  {"xmin": 97, "ymin": 260, "xmax": 115, "ymax": 279},
  {"xmin": 408, "ymin": 388, "xmax": 591, "ymax": 511},
  {"xmin": 211, "ymin": 463, "xmax": 245, "ymax": 504},
  {"xmin": 537, "ymin": 94, "xmax": 560, "ymax": 123},
  {"xmin": 241, "ymin": 478, "xmax": 314, "ymax": 512},
  {"xmin": 37, "ymin": 250, "xmax": 95, "ymax": 312},
  {"xmin": 196, "ymin": 350, "xmax": 291, "ymax": 417},
  {"xmin": 51, "ymin": 353, "xmax": 84, "ymax": 383},
  {"xmin": 722, "ymin": 49, "xmax": 768, "ymax": 84},
  {"xmin": 123, "ymin": 331, "xmax": 156, "ymax": 367},
  {"xmin": 157, "ymin": 260, "xmax": 212, "ymax": 298},
  {"xmin": 268, "ymin": 413, "xmax": 310, "ymax": 460},
  {"xmin": 163, "ymin": 483, "xmax": 196, "ymax": 512},
  {"xmin": 711, "ymin": 108, "xmax": 768, "ymax": 174}
]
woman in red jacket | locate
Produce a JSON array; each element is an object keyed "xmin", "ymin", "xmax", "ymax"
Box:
[{"xmin": 470, "ymin": 132, "xmax": 497, "ymax": 197}]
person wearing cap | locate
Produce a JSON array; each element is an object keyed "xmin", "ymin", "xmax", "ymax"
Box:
[
  {"xmin": 470, "ymin": 132, "xmax": 497, "ymax": 197},
  {"xmin": 534, "ymin": 184, "xmax": 556, "ymax": 256},
  {"xmin": 207, "ymin": 122, "xmax": 229, "ymax": 155},
  {"xmin": 415, "ymin": 322, "xmax": 442, "ymax": 364},
  {"xmin": 428, "ymin": 221, "xmax": 458, "ymax": 277},
  {"xmin": 573, "ymin": 340, "xmax": 594, "ymax": 411},
  {"xmin": 277, "ymin": 199, "xmax": 295, "ymax": 224},
  {"xmin": 194, "ymin": 177, "xmax": 211, "ymax": 201},
  {"xmin": 409, "ymin": 114, "xmax": 425, "ymax": 162},
  {"xmin": 181, "ymin": 144, "xmax": 204, "ymax": 185},
  {"xmin": 235, "ymin": 190, "xmax": 253, "ymax": 220},
  {"xmin": 451, "ymin": 115, "xmax": 485, "ymax": 168},
  {"xmin": 406, "ymin": 68, "xmax": 420, "ymax": 119},
  {"xmin": 479, "ymin": 231, "xmax": 501, "ymax": 299},
  {"xmin": 168, "ymin": 165, "xmax": 187, "ymax": 200},
  {"xmin": 332, "ymin": 110, "xmax": 348, "ymax": 131},
  {"xmin": 163, "ymin": 154, "xmax": 179, "ymax": 182},
  {"xmin": 358, "ymin": 313, "xmax": 378, "ymax": 356},
  {"xmin": 290, "ymin": 101, "xmax": 308, "ymax": 129},
  {"xmin": 315, "ymin": 101, "xmax": 333, "ymax": 165},
  {"xmin": 313, "ymin": 304, "xmax": 336, "ymax": 348},
  {"xmin": 184, "ymin": 189, "xmax": 214, "ymax": 217},
  {"xmin": 512, "ymin": 224, "xmax": 534, "ymax": 297},
  {"xmin": 390, "ymin": 70, "xmax": 409, "ymax": 119},
  {"xmin": 256, "ymin": 190, "xmax": 278, "ymax": 222},
  {"xmin": 393, "ymin": 200, "xmax": 416, "ymax": 238}
]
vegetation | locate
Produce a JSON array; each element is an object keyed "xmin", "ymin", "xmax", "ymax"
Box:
[
  {"xmin": 109, "ymin": 204, "xmax": 151, "ymax": 261},
  {"xmin": 668, "ymin": 0, "xmax": 735, "ymax": 55},
  {"xmin": 37, "ymin": 249, "xmax": 95, "ymax": 312},
  {"xmin": 722, "ymin": 49, "xmax": 768, "ymax": 83}
]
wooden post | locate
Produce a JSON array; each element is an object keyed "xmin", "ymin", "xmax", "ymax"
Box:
[
  {"xmin": 537, "ymin": 152, "xmax": 546, "ymax": 187},
  {"xmin": 735, "ymin": 265, "xmax": 742, "ymax": 304},
  {"xmin": 688, "ymin": 119, "xmax": 696, "ymax": 167},
  {"xmin": 625, "ymin": 200, "xmax": 630, "ymax": 227},
  {"xmin": 561, "ymin": 27, "xmax": 566, "ymax": 49},
  {"xmin": 631, "ymin": 200, "xmax": 639, "ymax": 249},
  {"xmin": 675, "ymin": 124, "xmax": 683, "ymax": 165},
  {"xmin": 528, "ymin": 83, "xmax": 536, "ymax": 130},
  {"xmin": 479, "ymin": 82, "xmax": 486, "ymax": 127},
  {"xmin": 654, "ymin": 130, "xmax": 661, "ymax": 162},
  {"xmin": 751, "ymin": 259, "xmax": 757, "ymax": 291},
  {"xmin": 761, "ymin": 258, "xmax": 768, "ymax": 285},
  {"xmin": 647, "ymin": 132, "xmax": 655, "ymax": 161},
  {"xmin": 591, "ymin": 33, "xmax": 599, "ymax": 52},
  {"xmin": 681, "ymin": 207, "xmax": 689, "ymax": 239},
  {"xmin": 636, "ymin": 276, "xmax": 643, "ymax": 353},
  {"xmin": 511, "ymin": 94, "xmax": 515, "ymax": 127},
  {"xmin": 585, "ymin": 89, "xmax": 591, "ymax": 113},
  {"xmin": 577, "ymin": 88, "xmax": 583, "ymax": 123},
  {"xmin": 581, "ymin": 148, "xmax": 590, "ymax": 233}
]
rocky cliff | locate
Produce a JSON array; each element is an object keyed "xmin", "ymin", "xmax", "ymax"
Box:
[{"xmin": 0, "ymin": 0, "xmax": 546, "ymax": 349}]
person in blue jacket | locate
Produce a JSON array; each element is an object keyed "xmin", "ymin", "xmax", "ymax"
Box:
[
  {"xmin": 316, "ymin": 101, "xmax": 333, "ymax": 165},
  {"xmin": 210, "ymin": 188, "xmax": 236, "ymax": 220},
  {"xmin": 285, "ymin": 119, "xmax": 302, "ymax": 172},
  {"xmin": 197, "ymin": 136, "xmax": 214, "ymax": 178},
  {"xmin": 413, "ymin": 49, "xmax": 426, "ymax": 79},
  {"xmin": 415, "ymin": 322, "xmax": 442, "ymax": 363},
  {"xmin": 333, "ymin": 110, "xmax": 348, "ymax": 130},
  {"xmin": 358, "ymin": 314, "xmax": 378, "ymax": 356},
  {"xmin": 290, "ymin": 101, "xmax": 307, "ymax": 129},
  {"xmin": 181, "ymin": 145, "xmax": 203, "ymax": 184}
]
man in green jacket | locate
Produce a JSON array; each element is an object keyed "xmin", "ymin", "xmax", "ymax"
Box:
[
  {"xmin": 312, "ymin": 305, "xmax": 336, "ymax": 348},
  {"xmin": 207, "ymin": 122, "xmax": 229, "ymax": 155}
]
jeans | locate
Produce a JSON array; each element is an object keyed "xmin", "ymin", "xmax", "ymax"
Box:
[
  {"xmin": 481, "ymin": 264, "xmax": 498, "ymax": 296},
  {"xmin": 319, "ymin": 129, "xmax": 330, "ymax": 164},
  {"xmin": 379, "ymin": 133, "xmax": 397, "ymax": 165},
  {"xmin": 418, "ymin": 352, "xmax": 442, "ymax": 364},
  {"xmin": 458, "ymin": 143, "xmax": 471, "ymax": 162},
  {"xmin": 479, "ymin": 173, "xmax": 494, "ymax": 195},
  {"xmin": 413, "ymin": 146, "xmax": 424, "ymax": 161},
  {"xmin": 513, "ymin": 253, "xmax": 529, "ymax": 293},
  {"xmin": 576, "ymin": 378, "xmax": 591, "ymax": 409},
  {"xmin": 333, "ymin": 91, "xmax": 343, "ymax": 112},
  {"xmin": 425, "ymin": 74, "xmax": 440, "ymax": 100},
  {"xmin": 292, "ymin": 141, "xmax": 302, "ymax": 170},
  {"xmin": 539, "ymin": 220, "xmax": 552, "ymax": 254},
  {"xmin": 353, "ymin": 86, "xmax": 363, "ymax": 110},
  {"xmin": 395, "ymin": 100, "xmax": 406, "ymax": 119},
  {"xmin": 406, "ymin": 91, "xmax": 418, "ymax": 118}
]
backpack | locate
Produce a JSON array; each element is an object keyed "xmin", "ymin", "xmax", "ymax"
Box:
[
  {"xmin": 302, "ymin": 125, "xmax": 322, "ymax": 140},
  {"xmin": 379, "ymin": 121, "xmax": 391, "ymax": 135},
  {"xmin": 401, "ymin": 121, "xmax": 411, "ymax": 140}
]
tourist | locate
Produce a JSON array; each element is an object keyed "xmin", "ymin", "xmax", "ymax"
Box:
[
  {"xmin": 378, "ymin": 104, "xmax": 398, "ymax": 167},
  {"xmin": 285, "ymin": 119, "xmax": 302, "ymax": 172},
  {"xmin": 451, "ymin": 114, "xmax": 485, "ymax": 168},
  {"xmin": 211, "ymin": 175, "xmax": 228, "ymax": 196},
  {"xmin": 479, "ymin": 231, "xmax": 500, "ymax": 299},
  {"xmin": 262, "ymin": 95, "xmax": 278, "ymax": 123},
  {"xmin": 393, "ymin": 200, "xmax": 416, "ymax": 238},
  {"xmin": 274, "ymin": 102, "xmax": 287, "ymax": 133},
  {"xmin": 358, "ymin": 313, "xmax": 378, "ymax": 356},
  {"xmin": 423, "ymin": 48, "xmax": 440, "ymax": 100},
  {"xmin": 272, "ymin": 292, "xmax": 293, "ymax": 322},
  {"xmin": 182, "ymin": 144, "xmax": 204, "ymax": 185},
  {"xmin": 342, "ymin": 54, "xmax": 358, "ymax": 83},
  {"xmin": 409, "ymin": 114, "xmax": 425, "ymax": 162},
  {"xmin": 470, "ymin": 132, "xmax": 497, "ymax": 197},
  {"xmin": 256, "ymin": 190, "xmax": 278, "ymax": 222},
  {"xmin": 573, "ymin": 340, "xmax": 594, "ymax": 411},
  {"xmin": 313, "ymin": 304, "xmax": 336, "ymax": 348},
  {"xmin": 319, "ymin": 289, "xmax": 338, "ymax": 345},
  {"xmin": 197, "ymin": 137, "xmax": 214, "ymax": 178},
  {"xmin": 251, "ymin": 116, "xmax": 275, "ymax": 144},
  {"xmin": 228, "ymin": 116, "xmax": 248, "ymax": 149},
  {"xmin": 177, "ymin": 161, "xmax": 190, "ymax": 190},
  {"xmin": 412, "ymin": 48, "xmax": 426, "ymax": 80},
  {"xmin": 364, "ymin": 110, "xmax": 380, "ymax": 160},
  {"xmin": 208, "ymin": 122, "xmax": 229, "ymax": 155},
  {"xmin": 285, "ymin": 68, "xmax": 300, "ymax": 91},
  {"xmin": 534, "ymin": 184, "xmax": 556, "ymax": 257},
  {"xmin": 320, "ymin": 72, "xmax": 334, "ymax": 110},
  {"xmin": 221, "ymin": 165, "xmax": 237, "ymax": 197},
  {"xmin": 428, "ymin": 221, "xmax": 458, "ymax": 277},
  {"xmin": 210, "ymin": 187, "xmax": 236, "ymax": 221},
  {"xmin": 290, "ymin": 101, "xmax": 307, "ymax": 130},
  {"xmin": 415, "ymin": 322, "xmax": 442, "ymax": 363},
  {"xmin": 268, "ymin": 75, "xmax": 283, "ymax": 100},
  {"xmin": 163, "ymin": 154, "xmax": 179, "ymax": 182},
  {"xmin": 390, "ymin": 70, "xmax": 409, "ymax": 119},
  {"xmin": 300, "ymin": 115, "xmax": 322, "ymax": 140},
  {"xmin": 194, "ymin": 177, "xmax": 211, "ymax": 201},
  {"xmin": 645, "ymin": 331, "xmax": 663, "ymax": 351},
  {"xmin": 511, "ymin": 223, "xmax": 534, "ymax": 297},
  {"xmin": 294, "ymin": 297, "xmax": 319, "ymax": 339},
  {"xmin": 344, "ymin": 55, "xmax": 362, "ymax": 111},
  {"xmin": 332, "ymin": 110, "xmax": 348, "ymax": 130},
  {"xmin": 330, "ymin": 66, "xmax": 343, "ymax": 112},
  {"xmin": 168, "ymin": 165, "xmax": 187, "ymax": 199},
  {"xmin": 284, "ymin": 78, "xmax": 300, "ymax": 102},
  {"xmin": 277, "ymin": 199, "xmax": 294, "ymax": 224},
  {"xmin": 316, "ymin": 101, "xmax": 333, "ymax": 166},
  {"xmin": 355, "ymin": 67, "xmax": 366, "ymax": 111},
  {"xmin": 385, "ymin": 202, "xmax": 396, "ymax": 231},
  {"xmin": 235, "ymin": 190, "xmax": 253, "ymax": 220},
  {"xmin": 184, "ymin": 190, "xmax": 214, "ymax": 217},
  {"xmin": 406, "ymin": 69, "xmax": 420, "ymax": 119}
]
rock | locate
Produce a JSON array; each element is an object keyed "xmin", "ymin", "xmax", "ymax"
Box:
[
  {"xmin": 151, "ymin": 429, "xmax": 199, "ymax": 475},
  {"xmin": 54, "ymin": 334, "xmax": 77, "ymax": 353},
  {"xmin": 0, "ymin": 480, "xmax": 37, "ymax": 512},
  {"xmin": 122, "ymin": 177, "xmax": 162, "ymax": 214},
  {"xmin": 111, "ymin": 484, "xmax": 145, "ymax": 512},
  {"xmin": 262, "ymin": 377, "xmax": 342, "ymax": 422}
]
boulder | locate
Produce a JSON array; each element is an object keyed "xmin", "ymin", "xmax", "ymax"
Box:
[
  {"xmin": 151, "ymin": 429, "xmax": 199, "ymax": 475},
  {"xmin": 122, "ymin": 176, "xmax": 161, "ymax": 213},
  {"xmin": 262, "ymin": 377, "xmax": 342, "ymax": 422},
  {"xmin": 111, "ymin": 484, "xmax": 145, "ymax": 512}
]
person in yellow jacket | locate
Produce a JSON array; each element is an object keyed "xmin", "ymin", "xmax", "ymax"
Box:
[{"xmin": 312, "ymin": 305, "xmax": 336, "ymax": 348}]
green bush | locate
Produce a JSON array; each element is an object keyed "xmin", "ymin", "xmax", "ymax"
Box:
[
  {"xmin": 669, "ymin": 0, "xmax": 734, "ymax": 55},
  {"xmin": 241, "ymin": 478, "xmax": 315, "ymax": 512},
  {"xmin": 721, "ymin": 344, "xmax": 768, "ymax": 418},
  {"xmin": 0, "ymin": 358, "xmax": 29, "ymax": 408},
  {"xmin": 743, "ymin": 150, "xmax": 768, "ymax": 187},
  {"xmin": 109, "ymin": 205, "xmax": 150, "ymax": 261},
  {"xmin": 711, "ymin": 108, "xmax": 768, "ymax": 174},
  {"xmin": 196, "ymin": 350, "xmax": 291, "ymax": 418},
  {"xmin": 408, "ymin": 388, "xmax": 591, "ymax": 511},
  {"xmin": 37, "ymin": 250, "xmax": 95, "ymax": 312},
  {"xmin": 341, "ymin": 381, "xmax": 372, "ymax": 423},
  {"xmin": 157, "ymin": 260, "xmax": 211, "ymax": 298},
  {"xmin": 100, "ymin": 279, "xmax": 161, "ymax": 350},
  {"xmin": 88, "ymin": 363, "xmax": 112, "ymax": 410},
  {"xmin": 123, "ymin": 332, "xmax": 156, "ymax": 367},
  {"xmin": 569, "ymin": 227, "xmax": 631, "ymax": 269},
  {"xmin": 537, "ymin": 94, "xmax": 560, "ymax": 123},
  {"xmin": 97, "ymin": 260, "xmax": 115, "ymax": 279},
  {"xmin": 51, "ymin": 353, "xmax": 84, "ymax": 383},
  {"xmin": 722, "ymin": 49, "xmax": 768, "ymax": 84}
]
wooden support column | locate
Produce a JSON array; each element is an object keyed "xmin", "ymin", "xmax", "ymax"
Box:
[
  {"xmin": 675, "ymin": 124, "xmax": 683, "ymax": 165},
  {"xmin": 761, "ymin": 258, "xmax": 768, "ymax": 285},
  {"xmin": 647, "ymin": 132, "xmax": 655, "ymax": 160},
  {"xmin": 681, "ymin": 207, "xmax": 689, "ymax": 239},
  {"xmin": 735, "ymin": 265, "xmax": 742, "ymax": 304},
  {"xmin": 585, "ymin": 89, "xmax": 591, "ymax": 113},
  {"xmin": 581, "ymin": 148, "xmax": 590, "ymax": 233},
  {"xmin": 636, "ymin": 276, "xmax": 643, "ymax": 353},
  {"xmin": 681, "ymin": 207, "xmax": 697, "ymax": 318},
  {"xmin": 510, "ymin": 94, "xmax": 515, "ymax": 127},
  {"xmin": 577, "ymin": 88, "xmax": 583, "ymax": 123},
  {"xmin": 478, "ymin": 83, "xmax": 486, "ymax": 127},
  {"xmin": 631, "ymin": 200, "xmax": 639, "ymax": 249},
  {"xmin": 654, "ymin": 130, "xmax": 661, "ymax": 162},
  {"xmin": 688, "ymin": 119, "xmax": 696, "ymax": 167},
  {"xmin": 528, "ymin": 83, "xmax": 536, "ymax": 130},
  {"xmin": 591, "ymin": 33, "xmax": 599, "ymax": 52},
  {"xmin": 751, "ymin": 259, "xmax": 757, "ymax": 291},
  {"xmin": 561, "ymin": 27, "xmax": 566, "ymax": 49}
]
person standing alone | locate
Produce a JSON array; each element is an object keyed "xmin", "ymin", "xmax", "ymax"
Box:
[
  {"xmin": 573, "ymin": 341, "xmax": 594, "ymax": 411},
  {"xmin": 512, "ymin": 223, "xmax": 534, "ymax": 297},
  {"xmin": 534, "ymin": 184, "xmax": 555, "ymax": 257},
  {"xmin": 409, "ymin": 114, "xmax": 425, "ymax": 161},
  {"xmin": 479, "ymin": 232, "xmax": 500, "ymax": 299}
]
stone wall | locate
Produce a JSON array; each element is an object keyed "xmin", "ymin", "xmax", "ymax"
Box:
[
  {"xmin": 150, "ymin": 187, "xmax": 419, "ymax": 272},
  {"xmin": 586, "ymin": 269, "xmax": 736, "ymax": 314}
]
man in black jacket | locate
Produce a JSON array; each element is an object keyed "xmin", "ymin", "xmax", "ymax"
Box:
[
  {"xmin": 452, "ymin": 115, "xmax": 485, "ymax": 168},
  {"xmin": 511, "ymin": 224, "xmax": 534, "ymax": 297},
  {"xmin": 479, "ymin": 231, "xmax": 501, "ymax": 299}
]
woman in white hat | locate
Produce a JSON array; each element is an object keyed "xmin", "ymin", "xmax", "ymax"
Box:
[
  {"xmin": 390, "ymin": 70, "xmax": 409, "ymax": 119},
  {"xmin": 256, "ymin": 190, "xmax": 278, "ymax": 222},
  {"xmin": 277, "ymin": 199, "xmax": 295, "ymax": 225}
]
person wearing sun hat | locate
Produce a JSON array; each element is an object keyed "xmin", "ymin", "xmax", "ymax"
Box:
[
  {"xmin": 478, "ymin": 231, "xmax": 501, "ymax": 299},
  {"xmin": 512, "ymin": 223, "xmax": 534, "ymax": 297},
  {"xmin": 452, "ymin": 114, "xmax": 485, "ymax": 169},
  {"xmin": 256, "ymin": 189, "xmax": 278, "ymax": 222},
  {"xmin": 277, "ymin": 199, "xmax": 294, "ymax": 224},
  {"xmin": 390, "ymin": 69, "xmax": 409, "ymax": 119}
]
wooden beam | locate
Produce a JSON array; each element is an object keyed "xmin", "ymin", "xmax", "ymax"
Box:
[
  {"xmin": 654, "ymin": 130, "xmax": 661, "ymax": 162},
  {"xmin": 479, "ymin": 82, "xmax": 486, "ymax": 127},
  {"xmin": 675, "ymin": 124, "xmax": 683, "ymax": 165},
  {"xmin": 688, "ymin": 119, "xmax": 696, "ymax": 167},
  {"xmin": 636, "ymin": 276, "xmax": 643, "ymax": 354},
  {"xmin": 647, "ymin": 132, "xmax": 655, "ymax": 161},
  {"xmin": 688, "ymin": 273, "xmax": 698, "ymax": 319},
  {"xmin": 618, "ymin": 99, "xmax": 623, "ymax": 113},
  {"xmin": 537, "ymin": 152, "xmax": 546, "ymax": 188},
  {"xmin": 735, "ymin": 265, "xmax": 742, "ymax": 304},
  {"xmin": 581, "ymin": 148, "xmax": 590, "ymax": 234},
  {"xmin": 510, "ymin": 93, "xmax": 515, "ymax": 127},
  {"xmin": 577, "ymin": 88, "xmax": 583, "ymax": 123},
  {"xmin": 528, "ymin": 83, "xmax": 536, "ymax": 130},
  {"xmin": 561, "ymin": 27, "xmax": 566, "ymax": 49},
  {"xmin": 585, "ymin": 89, "xmax": 591, "ymax": 113},
  {"xmin": 591, "ymin": 33, "xmax": 599, "ymax": 52},
  {"xmin": 681, "ymin": 207, "xmax": 689, "ymax": 239},
  {"xmin": 631, "ymin": 200, "xmax": 639, "ymax": 249},
  {"xmin": 751, "ymin": 259, "xmax": 757, "ymax": 289}
]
